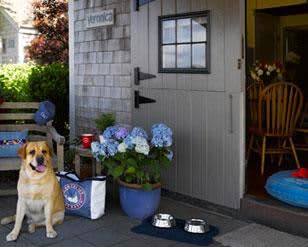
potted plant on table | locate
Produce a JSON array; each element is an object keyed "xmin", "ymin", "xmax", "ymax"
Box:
[
  {"xmin": 95, "ymin": 113, "xmax": 116, "ymax": 143},
  {"xmin": 91, "ymin": 124, "xmax": 173, "ymax": 220}
]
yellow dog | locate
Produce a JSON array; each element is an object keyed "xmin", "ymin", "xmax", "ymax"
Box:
[{"xmin": 1, "ymin": 141, "xmax": 64, "ymax": 241}]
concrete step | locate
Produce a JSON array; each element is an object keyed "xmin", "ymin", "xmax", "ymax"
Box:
[{"xmin": 241, "ymin": 195, "xmax": 308, "ymax": 238}]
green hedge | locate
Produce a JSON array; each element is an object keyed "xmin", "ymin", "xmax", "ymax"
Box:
[
  {"xmin": 0, "ymin": 63, "xmax": 34, "ymax": 101},
  {"xmin": 28, "ymin": 64, "xmax": 69, "ymax": 136},
  {"xmin": 0, "ymin": 63, "xmax": 69, "ymax": 136}
]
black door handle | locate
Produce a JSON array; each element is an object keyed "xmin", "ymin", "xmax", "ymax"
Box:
[{"xmin": 134, "ymin": 91, "xmax": 156, "ymax": 108}]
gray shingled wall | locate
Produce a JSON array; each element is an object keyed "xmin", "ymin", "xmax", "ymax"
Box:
[{"xmin": 73, "ymin": 0, "xmax": 131, "ymax": 135}]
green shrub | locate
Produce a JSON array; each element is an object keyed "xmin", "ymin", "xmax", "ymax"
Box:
[
  {"xmin": 0, "ymin": 63, "xmax": 69, "ymax": 136},
  {"xmin": 95, "ymin": 113, "xmax": 116, "ymax": 133},
  {"xmin": 28, "ymin": 63, "xmax": 69, "ymax": 136},
  {"xmin": 0, "ymin": 63, "xmax": 34, "ymax": 101}
]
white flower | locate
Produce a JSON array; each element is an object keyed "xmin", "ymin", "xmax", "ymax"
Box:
[
  {"xmin": 118, "ymin": 142, "xmax": 128, "ymax": 153},
  {"xmin": 131, "ymin": 136, "xmax": 149, "ymax": 155},
  {"xmin": 257, "ymin": 69, "xmax": 263, "ymax": 76},
  {"xmin": 266, "ymin": 71, "xmax": 270, "ymax": 76},
  {"xmin": 135, "ymin": 143, "xmax": 150, "ymax": 155},
  {"xmin": 132, "ymin": 136, "xmax": 147, "ymax": 146},
  {"xmin": 268, "ymin": 65, "xmax": 274, "ymax": 72}
]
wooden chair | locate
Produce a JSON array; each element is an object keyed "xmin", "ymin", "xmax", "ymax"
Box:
[
  {"xmin": 246, "ymin": 82, "xmax": 264, "ymax": 164},
  {"xmin": 247, "ymin": 82, "xmax": 304, "ymax": 175}
]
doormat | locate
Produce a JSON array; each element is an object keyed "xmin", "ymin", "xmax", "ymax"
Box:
[
  {"xmin": 131, "ymin": 218, "xmax": 218, "ymax": 246},
  {"xmin": 214, "ymin": 223, "xmax": 308, "ymax": 247}
]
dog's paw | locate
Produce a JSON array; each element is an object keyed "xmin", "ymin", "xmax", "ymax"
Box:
[
  {"xmin": 46, "ymin": 230, "xmax": 57, "ymax": 238},
  {"xmin": 6, "ymin": 231, "xmax": 18, "ymax": 242},
  {"xmin": 1, "ymin": 216, "xmax": 13, "ymax": 225},
  {"xmin": 28, "ymin": 224, "xmax": 36, "ymax": 233}
]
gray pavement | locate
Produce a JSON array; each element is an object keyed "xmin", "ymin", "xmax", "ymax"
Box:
[{"xmin": 0, "ymin": 195, "xmax": 290, "ymax": 247}]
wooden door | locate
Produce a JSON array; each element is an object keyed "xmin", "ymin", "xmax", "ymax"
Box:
[{"xmin": 131, "ymin": 0, "xmax": 245, "ymax": 209}]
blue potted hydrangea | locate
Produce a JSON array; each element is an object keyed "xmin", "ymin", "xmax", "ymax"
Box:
[{"xmin": 91, "ymin": 123, "xmax": 173, "ymax": 220}]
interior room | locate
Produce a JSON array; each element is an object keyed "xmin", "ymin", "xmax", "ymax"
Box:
[{"xmin": 246, "ymin": 0, "xmax": 308, "ymax": 199}]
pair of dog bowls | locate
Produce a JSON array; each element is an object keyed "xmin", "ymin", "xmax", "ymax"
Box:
[{"xmin": 152, "ymin": 213, "xmax": 209, "ymax": 234}]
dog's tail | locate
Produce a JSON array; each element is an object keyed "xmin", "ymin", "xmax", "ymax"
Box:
[{"xmin": 0, "ymin": 215, "xmax": 15, "ymax": 225}]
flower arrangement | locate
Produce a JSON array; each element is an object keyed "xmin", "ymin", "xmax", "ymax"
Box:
[
  {"xmin": 91, "ymin": 123, "xmax": 173, "ymax": 190},
  {"xmin": 250, "ymin": 61, "xmax": 283, "ymax": 84}
]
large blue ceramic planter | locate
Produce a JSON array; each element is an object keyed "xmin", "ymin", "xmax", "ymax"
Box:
[{"xmin": 119, "ymin": 181, "xmax": 161, "ymax": 220}]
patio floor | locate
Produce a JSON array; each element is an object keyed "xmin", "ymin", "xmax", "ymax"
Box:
[
  {"xmin": 0, "ymin": 195, "xmax": 304, "ymax": 247},
  {"xmin": 0, "ymin": 195, "xmax": 246, "ymax": 247}
]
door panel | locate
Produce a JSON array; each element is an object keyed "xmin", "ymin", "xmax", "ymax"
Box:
[
  {"xmin": 131, "ymin": 0, "xmax": 244, "ymax": 209},
  {"xmin": 207, "ymin": 0, "xmax": 225, "ymax": 92}
]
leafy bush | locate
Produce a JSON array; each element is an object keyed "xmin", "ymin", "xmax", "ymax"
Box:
[
  {"xmin": 95, "ymin": 113, "xmax": 116, "ymax": 133},
  {"xmin": 0, "ymin": 63, "xmax": 69, "ymax": 136},
  {"xmin": 0, "ymin": 63, "xmax": 34, "ymax": 101},
  {"xmin": 28, "ymin": 63, "xmax": 69, "ymax": 136}
]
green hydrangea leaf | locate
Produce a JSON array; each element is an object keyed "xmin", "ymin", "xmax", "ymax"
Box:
[
  {"xmin": 142, "ymin": 183, "xmax": 152, "ymax": 191},
  {"xmin": 111, "ymin": 165, "xmax": 125, "ymax": 179}
]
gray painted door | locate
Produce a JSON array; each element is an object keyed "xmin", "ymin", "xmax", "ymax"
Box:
[{"xmin": 131, "ymin": 0, "xmax": 245, "ymax": 209}]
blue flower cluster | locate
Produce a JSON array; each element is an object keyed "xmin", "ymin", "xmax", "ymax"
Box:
[
  {"xmin": 151, "ymin": 123, "xmax": 173, "ymax": 147},
  {"xmin": 123, "ymin": 135, "xmax": 134, "ymax": 149},
  {"xmin": 102, "ymin": 126, "xmax": 117, "ymax": 139},
  {"xmin": 131, "ymin": 127, "xmax": 148, "ymax": 139},
  {"xmin": 91, "ymin": 139, "xmax": 119, "ymax": 160},
  {"xmin": 103, "ymin": 126, "xmax": 128, "ymax": 140},
  {"xmin": 92, "ymin": 123, "xmax": 173, "ymax": 160}
]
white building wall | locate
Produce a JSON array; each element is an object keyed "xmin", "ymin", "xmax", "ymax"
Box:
[
  {"xmin": 0, "ymin": 11, "xmax": 37, "ymax": 64},
  {"xmin": 0, "ymin": 11, "xmax": 18, "ymax": 63}
]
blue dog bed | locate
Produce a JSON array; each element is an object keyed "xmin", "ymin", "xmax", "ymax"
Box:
[{"xmin": 265, "ymin": 170, "xmax": 308, "ymax": 208}]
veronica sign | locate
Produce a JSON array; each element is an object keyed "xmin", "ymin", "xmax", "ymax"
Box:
[{"xmin": 86, "ymin": 9, "xmax": 114, "ymax": 28}]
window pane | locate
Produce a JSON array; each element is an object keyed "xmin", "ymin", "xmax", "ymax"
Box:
[
  {"xmin": 192, "ymin": 44, "xmax": 206, "ymax": 68},
  {"xmin": 177, "ymin": 44, "xmax": 191, "ymax": 68},
  {"xmin": 162, "ymin": 45, "xmax": 176, "ymax": 68},
  {"xmin": 192, "ymin": 17, "xmax": 207, "ymax": 42},
  {"xmin": 177, "ymin": 18, "xmax": 191, "ymax": 43},
  {"xmin": 162, "ymin": 20, "xmax": 175, "ymax": 44}
]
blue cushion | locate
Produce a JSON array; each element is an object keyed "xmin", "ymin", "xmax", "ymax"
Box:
[
  {"xmin": 34, "ymin": 101, "xmax": 56, "ymax": 126},
  {"xmin": 0, "ymin": 130, "xmax": 28, "ymax": 157},
  {"xmin": 265, "ymin": 170, "xmax": 308, "ymax": 208}
]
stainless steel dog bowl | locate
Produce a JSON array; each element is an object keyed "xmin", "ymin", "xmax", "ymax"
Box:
[
  {"xmin": 184, "ymin": 219, "xmax": 209, "ymax": 233},
  {"xmin": 152, "ymin": 213, "xmax": 176, "ymax": 228}
]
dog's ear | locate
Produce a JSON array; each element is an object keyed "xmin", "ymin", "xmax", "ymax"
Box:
[
  {"xmin": 18, "ymin": 143, "xmax": 27, "ymax": 159},
  {"xmin": 44, "ymin": 142, "xmax": 53, "ymax": 157}
]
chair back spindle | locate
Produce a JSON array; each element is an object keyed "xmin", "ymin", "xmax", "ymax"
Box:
[
  {"xmin": 247, "ymin": 82, "xmax": 264, "ymax": 126},
  {"xmin": 258, "ymin": 82, "xmax": 303, "ymax": 137}
]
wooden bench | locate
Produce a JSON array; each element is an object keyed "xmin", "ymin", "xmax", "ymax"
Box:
[{"xmin": 0, "ymin": 102, "xmax": 65, "ymax": 195}]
